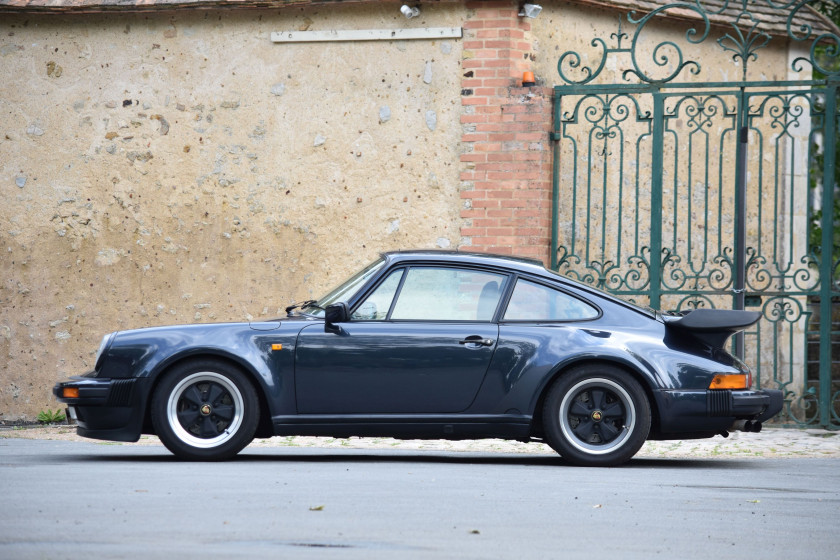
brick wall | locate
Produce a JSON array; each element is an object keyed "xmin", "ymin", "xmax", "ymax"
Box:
[{"xmin": 459, "ymin": 0, "xmax": 554, "ymax": 264}]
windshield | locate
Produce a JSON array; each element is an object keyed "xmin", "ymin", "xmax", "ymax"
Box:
[{"xmin": 302, "ymin": 257, "xmax": 386, "ymax": 318}]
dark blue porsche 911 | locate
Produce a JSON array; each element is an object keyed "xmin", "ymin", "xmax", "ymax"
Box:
[{"xmin": 54, "ymin": 251, "xmax": 782, "ymax": 466}]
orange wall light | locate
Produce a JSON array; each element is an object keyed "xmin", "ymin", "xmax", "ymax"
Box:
[{"xmin": 522, "ymin": 71, "xmax": 535, "ymax": 86}]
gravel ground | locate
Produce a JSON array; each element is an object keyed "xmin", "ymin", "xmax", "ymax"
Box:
[{"xmin": 2, "ymin": 424, "xmax": 838, "ymax": 459}]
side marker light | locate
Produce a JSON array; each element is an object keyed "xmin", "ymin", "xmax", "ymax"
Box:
[
  {"xmin": 62, "ymin": 387, "xmax": 80, "ymax": 398},
  {"xmin": 271, "ymin": 344, "xmax": 283, "ymax": 351}
]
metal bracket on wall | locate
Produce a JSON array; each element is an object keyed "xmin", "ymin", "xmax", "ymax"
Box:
[{"xmin": 271, "ymin": 28, "xmax": 463, "ymax": 43}]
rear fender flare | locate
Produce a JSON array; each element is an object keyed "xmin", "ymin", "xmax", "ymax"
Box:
[{"xmin": 530, "ymin": 356, "xmax": 661, "ymax": 438}]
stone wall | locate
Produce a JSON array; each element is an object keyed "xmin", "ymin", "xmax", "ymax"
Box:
[
  {"xmin": 0, "ymin": 0, "xmax": 803, "ymax": 420},
  {"xmin": 0, "ymin": 3, "xmax": 467, "ymax": 419}
]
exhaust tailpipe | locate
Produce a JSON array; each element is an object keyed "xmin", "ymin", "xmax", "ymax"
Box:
[{"xmin": 730, "ymin": 420, "xmax": 763, "ymax": 433}]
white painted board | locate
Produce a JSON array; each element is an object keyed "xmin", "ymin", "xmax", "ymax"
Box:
[{"xmin": 271, "ymin": 27, "xmax": 463, "ymax": 43}]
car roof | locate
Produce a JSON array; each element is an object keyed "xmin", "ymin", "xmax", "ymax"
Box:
[{"xmin": 381, "ymin": 250, "xmax": 549, "ymax": 274}]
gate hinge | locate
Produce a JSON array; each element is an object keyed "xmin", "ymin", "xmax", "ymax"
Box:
[{"xmin": 550, "ymin": 132, "xmax": 562, "ymax": 141}]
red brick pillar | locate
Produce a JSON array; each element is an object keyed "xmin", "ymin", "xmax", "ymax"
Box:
[{"xmin": 459, "ymin": 0, "xmax": 554, "ymax": 265}]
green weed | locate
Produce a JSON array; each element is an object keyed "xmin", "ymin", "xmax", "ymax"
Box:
[{"xmin": 37, "ymin": 408, "xmax": 66, "ymax": 424}]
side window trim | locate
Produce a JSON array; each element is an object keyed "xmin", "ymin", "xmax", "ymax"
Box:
[
  {"xmin": 487, "ymin": 271, "xmax": 515, "ymax": 322},
  {"xmin": 385, "ymin": 266, "xmax": 410, "ymax": 320},
  {"xmin": 349, "ymin": 267, "xmax": 407, "ymax": 322}
]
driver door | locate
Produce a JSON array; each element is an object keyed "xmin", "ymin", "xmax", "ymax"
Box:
[{"xmin": 295, "ymin": 266, "xmax": 507, "ymax": 414}]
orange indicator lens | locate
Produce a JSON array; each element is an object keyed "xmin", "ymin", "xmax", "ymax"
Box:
[
  {"xmin": 271, "ymin": 344, "xmax": 283, "ymax": 351},
  {"xmin": 62, "ymin": 387, "xmax": 80, "ymax": 398},
  {"xmin": 708, "ymin": 374, "xmax": 748, "ymax": 390}
]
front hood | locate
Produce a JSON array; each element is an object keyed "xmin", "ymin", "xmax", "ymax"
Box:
[
  {"xmin": 249, "ymin": 321, "xmax": 282, "ymax": 331},
  {"xmin": 110, "ymin": 322, "xmax": 253, "ymax": 338},
  {"xmin": 107, "ymin": 318, "xmax": 314, "ymax": 337},
  {"xmin": 98, "ymin": 320, "xmax": 311, "ymax": 379},
  {"xmin": 250, "ymin": 314, "xmax": 323, "ymax": 330}
]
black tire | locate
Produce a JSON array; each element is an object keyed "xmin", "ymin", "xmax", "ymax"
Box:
[
  {"xmin": 542, "ymin": 364, "xmax": 650, "ymax": 467},
  {"xmin": 151, "ymin": 359, "xmax": 259, "ymax": 461}
]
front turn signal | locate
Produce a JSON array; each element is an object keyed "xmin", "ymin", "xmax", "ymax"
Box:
[
  {"xmin": 62, "ymin": 387, "xmax": 80, "ymax": 398},
  {"xmin": 709, "ymin": 374, "xmax": 748, "ymax": 390}
]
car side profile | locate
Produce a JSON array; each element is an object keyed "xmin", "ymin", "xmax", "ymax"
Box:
[{"xmin": 54, "ymin": 251, "xmax": 782, "ymax": 466}]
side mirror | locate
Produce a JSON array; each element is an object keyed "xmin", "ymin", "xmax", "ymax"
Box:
[{"xmin": 324, "ymin": 302, "xmax": 349, "ymax": 333}]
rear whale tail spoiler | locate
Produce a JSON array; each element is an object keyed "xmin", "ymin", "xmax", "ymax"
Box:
[{"xmin": 663, "ymin": 309, "xmax": 762, "ymax": 349}]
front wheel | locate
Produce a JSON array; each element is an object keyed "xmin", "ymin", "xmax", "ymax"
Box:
[
  {"xmin": 151, "ymin": 359, "xmax": 259, "ymax": 460},
  {"xmin": 542, "ymin": 364, "xmax": 650, "ymax": 467}
]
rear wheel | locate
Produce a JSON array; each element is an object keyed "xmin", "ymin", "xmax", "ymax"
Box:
[
  {"xmin": 543, "ymin": 364, "xmax": 650, "ymax": 467},
  {"xmin": 151, "ymin": 359, "xmax": 259, "ymax": 460}
]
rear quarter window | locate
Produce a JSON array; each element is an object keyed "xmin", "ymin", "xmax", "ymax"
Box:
[{"xmin": 503, "ymin": 278, "xmax": 599, "ymax": 322}]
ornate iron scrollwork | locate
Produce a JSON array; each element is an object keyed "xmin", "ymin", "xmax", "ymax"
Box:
[
  {"xmin": 552, "ymin": 0, "xmax": 839, "ymax": 428},
  {"xmin": 557, "ymin": 0, "xmax": 840, "ymax": 85}
]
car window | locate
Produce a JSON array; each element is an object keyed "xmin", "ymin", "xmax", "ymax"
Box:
[
  {"xmin": 541, "ymin": 266, "xmax": 655, "ymax": 317},
  {"xmin": 304, "ymin": 257, "xmax": 386, "ymax": 318},
  {"xmin": 390, "ymin": 267, "xmax": 506, "ymax": 321},
  {"xmin": 351, "ymin": 269, "xmax": 404, "ymax": 320},
  {"xmin": 503, "ymin": 278, "xmax": 598, "ymax": 321}
]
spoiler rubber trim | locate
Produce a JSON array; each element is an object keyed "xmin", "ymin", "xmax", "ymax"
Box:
[{"xmin": 663, "ymin": 309, "xmax": 761, "ymax": 349}]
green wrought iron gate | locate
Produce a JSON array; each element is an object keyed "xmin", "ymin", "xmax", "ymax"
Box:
[{"xmin": 549, "ymin": 1, "xmax": 839, "ymax": 428}]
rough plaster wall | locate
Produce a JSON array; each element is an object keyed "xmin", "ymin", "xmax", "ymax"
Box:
[{"xmin": 0, "ymin": 4, "xmax": 466, "ymax": 419}]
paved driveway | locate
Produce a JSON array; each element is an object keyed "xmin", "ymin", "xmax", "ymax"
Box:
[{"xmin": 1, "ymin": 436, "xmax": 838, "ymax": 559}]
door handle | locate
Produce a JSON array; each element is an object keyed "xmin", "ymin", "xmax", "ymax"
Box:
[{"xmin": 459, "ymin": 336, "xmax": 495, "ymax": 347}]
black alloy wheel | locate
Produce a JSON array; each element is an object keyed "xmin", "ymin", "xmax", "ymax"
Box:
[
  {"xmin": 543, "ymin": 364, "xmax": 651, "ymax": 467},
  {"xmin": 151, "ymin": 359, "xmax": 259, "ymax": 461}
]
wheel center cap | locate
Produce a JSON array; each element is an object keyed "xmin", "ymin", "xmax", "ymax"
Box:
[
  {"xmin": 200, "ymin": 404, "xmax": 212, "ymax": 416},
  {"xmin": 591, "ymin": 410, "xmax": 603, "ymax": 422}
]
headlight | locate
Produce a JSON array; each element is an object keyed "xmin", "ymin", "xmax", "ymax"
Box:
[{"xmin": 94, "ymin": 332, "xmax": 117, "ymax": 371}]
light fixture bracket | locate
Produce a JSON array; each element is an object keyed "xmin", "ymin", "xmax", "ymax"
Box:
[
  {"xmin": 401, "ymin": 5, "xmax": 421, "ymax": 19},
  {"xmin": 518, "ymin": 3, "xmax": 542, "ymax": 18}
]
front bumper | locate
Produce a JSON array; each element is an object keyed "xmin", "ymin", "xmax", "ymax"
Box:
[
  {"xmin": 54, "ymin": 376, "xmax": 146, "ymax": 442},
  {"xmin": 654, "ymin": 388, "xmax": 784, "ymax": 435}
]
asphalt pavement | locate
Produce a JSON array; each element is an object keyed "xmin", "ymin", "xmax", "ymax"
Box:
[{"xmin": 1, "ymin": 435, "xmax": 838, "ymax": 559}]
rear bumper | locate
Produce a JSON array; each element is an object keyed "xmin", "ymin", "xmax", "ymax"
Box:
[
  {"xmin": 654, "ymin": 388, "xmax": 784, "ymax": 435},
  {"xmin": 54, "ymin": 377, "xmax": 146, "ymax": 442},
  {"xmin": 707, "ymin": 388, "xmax": 784, "ymax": 421}
]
